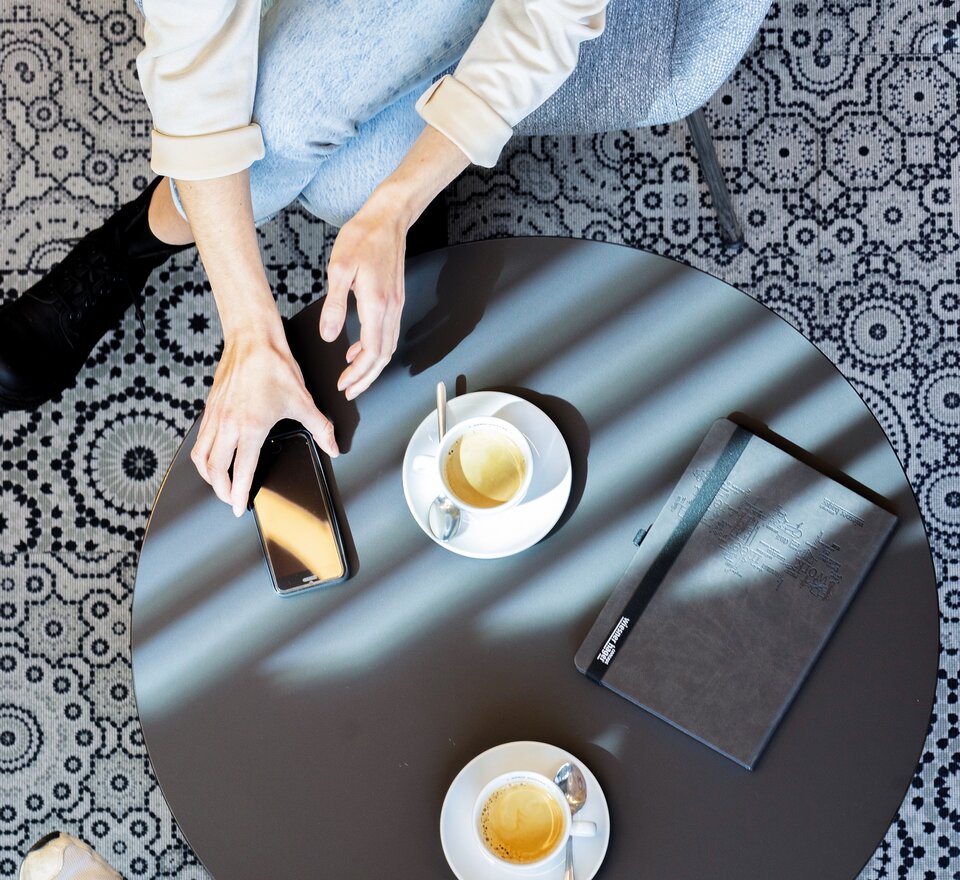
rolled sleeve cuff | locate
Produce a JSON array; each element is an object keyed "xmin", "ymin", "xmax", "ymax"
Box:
[
  {"xmin": 415, "ymin": 75, "xmax": 513, "ymax": 168},
  {"xmin": 149, "ymin": 123, "xmax": 266, "ymax": 180}
]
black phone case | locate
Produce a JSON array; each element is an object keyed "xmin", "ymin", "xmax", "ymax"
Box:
[{"xmin": 250, "ymin": 427, "xmax": 350, "ymax": 595}]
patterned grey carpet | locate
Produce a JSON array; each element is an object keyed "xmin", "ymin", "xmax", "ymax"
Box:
[{"xmin": 0, "ymin": 1, "xmax": 957, "ymax": 877}]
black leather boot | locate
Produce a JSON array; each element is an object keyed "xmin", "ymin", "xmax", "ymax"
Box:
[{"xmin": 0, "ymin": 178, "xmax": 193, "ymax": 411}]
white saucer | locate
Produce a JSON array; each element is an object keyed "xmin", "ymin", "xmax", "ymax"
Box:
[
  {"xmin": 402, "ymin": 392, "xmax": 572, "ymax": 558},
  {"xmin": 440, "ymin": 741, "xmax": 611, "ymax": 880}
]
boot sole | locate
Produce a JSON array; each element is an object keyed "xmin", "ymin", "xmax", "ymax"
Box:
[{"xmin": 0, "ymin": 383, "xmax": 57, "ymax": 413}]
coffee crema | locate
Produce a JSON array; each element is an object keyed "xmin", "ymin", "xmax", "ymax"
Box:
[
  {"xmin": 443, "ymin": 429, "xmax": 526, "ymax": 508},
  {"xmin": 479, "ymin": 781, "xmax": 565, "ymax": 865}
]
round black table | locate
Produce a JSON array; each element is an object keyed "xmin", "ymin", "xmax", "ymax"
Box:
[{"xmin": 132, "ymin": 238, "xmax": 939, "ymax": 880}]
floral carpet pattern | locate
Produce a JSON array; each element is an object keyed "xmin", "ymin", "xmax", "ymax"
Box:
[{"xmin": 0, "ymin": 0, "xmax": 957, "ymax": 877}]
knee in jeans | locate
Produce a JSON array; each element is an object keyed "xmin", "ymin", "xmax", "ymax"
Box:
[
  {"xmin": 254, "ymin": 18, "xmax": 362, "ymax": 163},
  {"xmin": 254, "ymin": 92, "xmax": 358, "ymax": 166},
  {"xmin": 298, "ymin": 181, "xmax": 368, "ymax": 229}
]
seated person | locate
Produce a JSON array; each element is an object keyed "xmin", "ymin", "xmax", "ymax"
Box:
[{"xmin": 0, "ymin": 0, "xmax": 606, "ymax": 519}]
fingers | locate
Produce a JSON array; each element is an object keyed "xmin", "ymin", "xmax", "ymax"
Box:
[
  {"xmin": 191, "ymin": 425, "xmax": 213, "ymax": 487},
  {"xmin": 194, "ymin": 405, "xmax": 336, "ymax": 515},
  {"xmin": 192, "ymin": 405, "xmax": 263, "ymax": 515},
  {"xmin": 192, "ymin": 325, "xmax": 344, "ymax": 516},
  {"xmin": 296, "ymin": 398, "xmax": 339, "ymax": 458},
  {"xmin": 229, "ymin": 434, "xmax": 263, "ymax": 517},
  {"xmin": 323, "ymin": 214, "xmax": 406, "ymax": 399},
  {"xmin": 343, "ymin": 306, "xmax": 399, "ymax": 400},
  {"xmin": 337, "ymin": 274, "xmax": 403, "ymax": 399},
  {"xmin": 338, "ymin": 346, "xmax": 379, "ymax": 400},
  {"xmin": 341, "ymin": 320, "xmax": 400, "ymax": 400},
  {"xmin": 190, "ymin": 401, "xmax": 219, "ymax": 487},
  {"xmin": 320, "ymin": 261, "xmax": 356, "ymax": 342},
  {"xmin": 205, "ymin": 425, "xmax": 240, "ymax": 508}
]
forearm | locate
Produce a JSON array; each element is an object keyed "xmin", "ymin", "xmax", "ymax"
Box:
[
  {"xmin": 179, "ymin": 172, "xmax": 338, "ymax": 512},
  {"xmin": 319, "ymin": 125, "xmax": 468, "ymax": 397},
  {"xmin": 176, "ymin": 171, "xmax": 283, "ymax": 342},
  {"xmin": 365, "ymin": 125, "xmax": 470, "ymax": 228}
]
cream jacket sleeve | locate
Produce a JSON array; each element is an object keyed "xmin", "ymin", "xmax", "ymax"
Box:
[
  {"xmin": 137, "ymin": 0, "xmax": 604, "ymax": 180},
  {"xmin": 416, "ymin": 0, "xmax": 608, "ymax": 168},
  {"xmin": 137, "ymin": 0, "xmax": 265, "ymax": 181}
]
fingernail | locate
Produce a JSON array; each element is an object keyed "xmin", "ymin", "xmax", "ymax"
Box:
[
  {"xmin": 233, "ymin": 507, "xmax": 242, "ymax": 518},
  {"xmin": 321, "ymin": 322, "xmax": 336, "ymax": 340},
  {"xmin": 345, "ymin": 388, "xmax": 357, "ymax": 401}
]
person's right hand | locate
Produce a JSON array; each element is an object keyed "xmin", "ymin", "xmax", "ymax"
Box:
[{"xmin": 190, "ymin": 325, "xmax": 339, "ymax": 517}]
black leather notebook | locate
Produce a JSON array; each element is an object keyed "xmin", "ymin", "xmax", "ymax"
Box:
[{"xmin": 575, "ymin": 418, "xmax": 898, "ymax": 770}]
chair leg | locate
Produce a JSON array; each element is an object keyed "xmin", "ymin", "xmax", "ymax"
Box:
[{"xmin": 685, "ymin": 108, "xmax": 744, "ymax": 252}]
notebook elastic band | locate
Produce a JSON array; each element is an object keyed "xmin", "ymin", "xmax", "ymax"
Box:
[{"xmin": 585, "ymin": 426, "xmax": 752, "ymax": 683}]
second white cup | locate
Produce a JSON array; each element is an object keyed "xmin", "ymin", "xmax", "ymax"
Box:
[{"xmin": 473, "ymin": 770, "xmax": 596, "ymax": 871}]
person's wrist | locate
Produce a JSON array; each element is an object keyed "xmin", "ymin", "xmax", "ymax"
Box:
[
  {"xmin": 360, "ymin": 126, "xmax": 469, "ymax": 230},
  {"xmin": 209, "ymin": 268, "xmax": 282, "ymax": 341},
  {"xmin": 366, "ymin": 178, "xmax": 428, "ymax": 230},
  {"xmin": 219, "ymin": 296, "xmax": 286, "ymax": 348}
]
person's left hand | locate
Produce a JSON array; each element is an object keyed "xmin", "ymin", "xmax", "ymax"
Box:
[{"xmin": 319, "ymin": 196, "xmax": 408, "ymax": 400}]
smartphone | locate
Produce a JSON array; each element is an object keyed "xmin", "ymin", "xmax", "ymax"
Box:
[{"xmin": 250, "ymin": 428, "xmax": 348, "ymax": 595}]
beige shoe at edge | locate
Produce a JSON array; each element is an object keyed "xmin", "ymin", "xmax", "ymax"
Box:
[{"xmin": 19, "ymin": 832, "xmax": 121, "ymax": 880}]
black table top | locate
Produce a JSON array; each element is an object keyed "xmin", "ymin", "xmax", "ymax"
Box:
[{"xmin": 132, "ymin": 238, "xmax": 939, "ymax": 880}]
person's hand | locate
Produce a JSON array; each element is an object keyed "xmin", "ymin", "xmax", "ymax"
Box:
[
  {"xmin": 319, "ymin": 196, "xmax": 407, "ymax": 400},
  {"xmin": 191, "ymin": 324, "xmax": 339, "ymax": 517}
]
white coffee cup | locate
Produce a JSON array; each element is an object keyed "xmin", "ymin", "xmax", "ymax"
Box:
[
  {"xmin": 473, "ymin": 770, "xmax": 596, "ymax": 872},
  {"xmin": 436, "ymin": 416, "xmax": 534, "ymax": 517}
]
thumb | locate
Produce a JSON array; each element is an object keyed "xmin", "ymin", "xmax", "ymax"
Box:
[
  {"xmin": 298, "ymin": 401, "xmax": 339, "ymax": 458},
  {"xmin": 320, "ymin": 263, "xmax": 355, "ymax": 342}
]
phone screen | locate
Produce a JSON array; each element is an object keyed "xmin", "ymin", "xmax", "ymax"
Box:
[{"xmin": 252, "ymin": 432, "xmax": 346, "ymax": 593}]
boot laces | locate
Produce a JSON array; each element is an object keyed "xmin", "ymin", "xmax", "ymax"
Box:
[{"xmin": 35, "ymin": 234, "xmax": 145, "ymax": 344}]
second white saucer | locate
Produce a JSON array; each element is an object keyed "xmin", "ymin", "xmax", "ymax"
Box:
[{"xmin": 440, "ymin": 741, "xmax": 611, "ymax": 880}]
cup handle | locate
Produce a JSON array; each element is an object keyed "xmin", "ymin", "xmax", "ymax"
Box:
[
  {"xmin": 570, "ymin": 820, "xmax": 597, "ymax": 837},
  {"xmin": 412, "ymin": 454, "xmax": 436, "ymax": 474}
]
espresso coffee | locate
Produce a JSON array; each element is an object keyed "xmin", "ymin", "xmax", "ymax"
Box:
[
  {"xmin": 443, "ymin": 429, "xmax": 526, "ymax": 509},
  {"xmin": 478, "ymin": 781, "xmax": 565, "ymax": 865}
]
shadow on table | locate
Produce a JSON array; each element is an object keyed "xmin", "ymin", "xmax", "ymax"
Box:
[
  {"xmin": 284, "ymin": 312, "xmax": 361, "ymax": 454},
  {"xmin": 484, "ymin": 383, "xmax": 590, "ymax": 538},
  {"xmin": 399, "ymin": 245, "xmax": 505, "ymax": 375},
  {"xmin": 729, "ymin": 411, "xmax": 896, "ymax": 513}
]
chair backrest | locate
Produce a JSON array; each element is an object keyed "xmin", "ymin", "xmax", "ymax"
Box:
[{"xmin": 515, "ymin": 0, "xmax": 773, "ymax": 136}]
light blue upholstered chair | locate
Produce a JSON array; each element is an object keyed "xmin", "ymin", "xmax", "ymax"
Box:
[{"xmin": 517, "ymin": 0, "xmax": 775, "ymax": 250}]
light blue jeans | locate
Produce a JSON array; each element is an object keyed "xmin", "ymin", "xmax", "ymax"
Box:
[{"xmin": 145, "ymin": 0, "xmax": 493, "ymax": 226}]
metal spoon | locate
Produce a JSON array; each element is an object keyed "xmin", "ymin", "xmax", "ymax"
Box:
[
  {"xmin": 436, "ymin": 380, "xmax": 447, "ymax": 442},
  {"xmin": 554, "ymin": 761, "xmax": 588, "ymax": 880},
  {"xmin": 428, "ymin": 382, "xmax": 462, "ymax": 542},
  {"xmin": 428, "ymin": 495, "xmax": 461, "ymax": 542}
]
